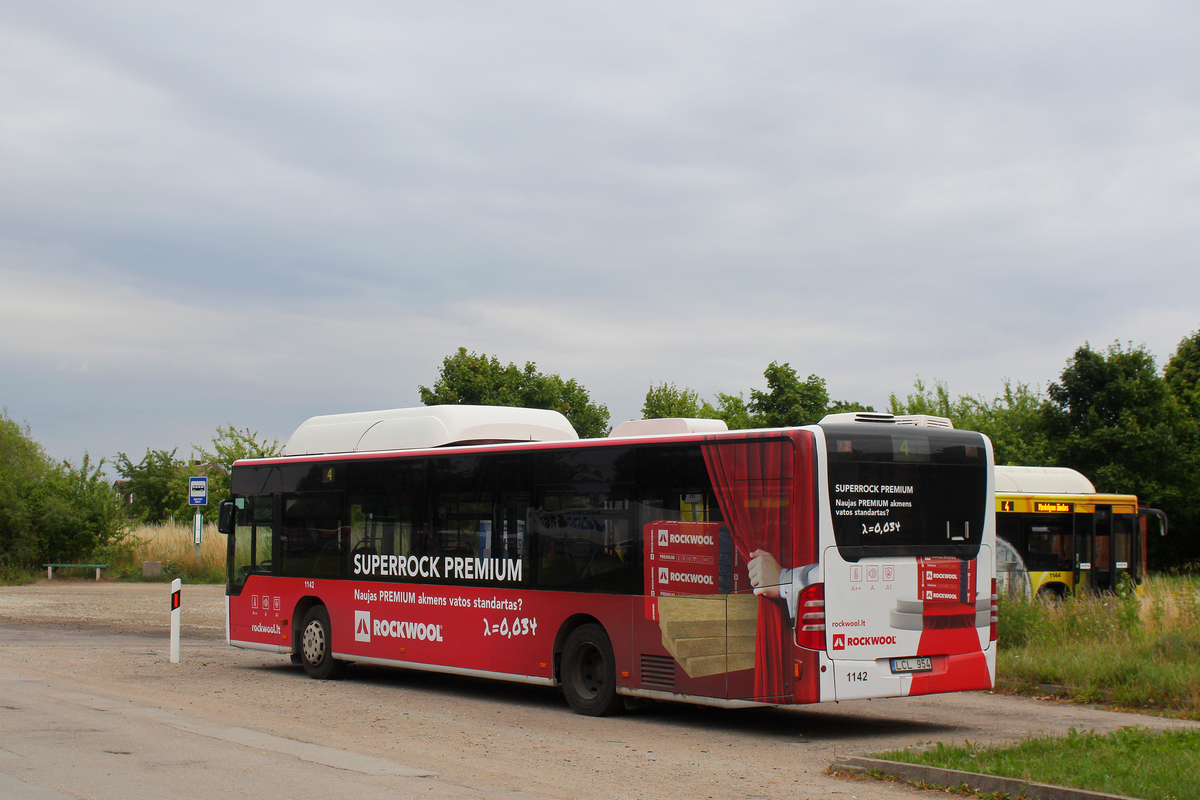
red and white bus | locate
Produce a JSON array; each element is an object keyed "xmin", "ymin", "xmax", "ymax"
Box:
[{"xmin": 218, "ymin": 405, "xmax": 997, "ymax": 715}]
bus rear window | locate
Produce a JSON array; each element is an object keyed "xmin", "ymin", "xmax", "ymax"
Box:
[{"xmin": 824, "ymin": 426, "xmax": 988, "ymax": 561}]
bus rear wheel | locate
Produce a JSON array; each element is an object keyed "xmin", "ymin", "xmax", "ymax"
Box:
[
  {"xmin": 299, "ymin": 605, "xmax": 345, "ymax": 680},
  {"xmin": 561, "ymin": 623, "xmax": 623, "ymax": 716}
]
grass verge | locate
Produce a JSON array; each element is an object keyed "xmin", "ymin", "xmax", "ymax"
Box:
[
  {"xmin": 997, "ymin": 574, "xmax": 1200, "ymax": 716},
  {"xmin": 876, "ymin": 726, "xmax": 1200, "ymax": 800},
  {"xmin": 100, "ymin": 520, "xmax": 227, "ymax": 583},
  {"xmin": 0, "ymin": 564, "xmax": 39, "ymax": 585}
]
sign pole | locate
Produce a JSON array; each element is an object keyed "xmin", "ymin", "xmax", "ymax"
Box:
[
  {"xmin": 169, "ymin": 578, "xmax": 181, "ymax": 663},
  {"xmin": 193, "ymin": 511, "xmax": 203, "ymax": 563}
]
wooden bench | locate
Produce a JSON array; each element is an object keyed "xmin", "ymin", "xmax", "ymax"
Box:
[{"xmin": 43, "ymin": 564, "xmax": 109, "ymax": 580}]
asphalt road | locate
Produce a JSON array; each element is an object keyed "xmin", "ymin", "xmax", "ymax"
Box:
[{"xmin": 1, "ymin": 582, "xmax": 1195, "ymax": 800}]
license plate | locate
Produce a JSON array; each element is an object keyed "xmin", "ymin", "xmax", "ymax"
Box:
[{"xmin": 890, "ymin": 657, "xmax": 932, "ymax": 673}]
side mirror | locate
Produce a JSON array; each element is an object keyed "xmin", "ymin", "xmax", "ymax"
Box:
[{"xmin": 217, "ymin": 499, "xmax": 237, "ymax": 535}]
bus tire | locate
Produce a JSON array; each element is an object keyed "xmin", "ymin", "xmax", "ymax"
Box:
[
  {"xmin": 1037, "ymin": 584, "xmax": 1067, "ymax": 602},
  {"xmin": 561, "ymin": 623, "xmax": 623, "ymax": 716},
  {"xmin": 299, "ymin": 605, "xmax": 345, "ymax": 680}
]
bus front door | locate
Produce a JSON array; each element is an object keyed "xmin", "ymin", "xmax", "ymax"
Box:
[
  {"xmin": 1093, "ymin": 506, "xmax": 1113, "ymax": 592},
  {"xmin": 1112, "ymin": 513, "xmax": 1136, "ymax": 591},
  {"xmin": 1073, "ymin": 512, "xmax": 1093, "ymax": 594}
]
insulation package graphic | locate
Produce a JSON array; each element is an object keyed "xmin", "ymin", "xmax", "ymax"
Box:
[{"xmin": 644, "ymin": 521, "xmax": 755, "ymax": 678}]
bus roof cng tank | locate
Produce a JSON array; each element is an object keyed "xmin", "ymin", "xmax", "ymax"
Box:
[
  {"xmin": 818, "ymin": 412, "xmax": 955, "ymax": 428},
  {"xmin": 282, "ymin": 405, "xmax": 579, "ymax": 455},
  {"xmin": 994, "ymin": 465, "xmax": 1096, "ymax": 494},
  {"xmin": 608, "ymin": 418, "xmax": 729, "ymax": 437}
]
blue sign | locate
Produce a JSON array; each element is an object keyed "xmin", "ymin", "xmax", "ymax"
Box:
[{"xmin": 188, "ymin": 476, "xmax": 208, "ymax": 506}]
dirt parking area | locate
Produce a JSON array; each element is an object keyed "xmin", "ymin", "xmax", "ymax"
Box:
[
  {"xmin": 0, "ymin": 580, "xmax": 227, "ymax": 635},
  {"xmin": 2, "ymin": 580, "xmax": 1196, "ymax": 800}
]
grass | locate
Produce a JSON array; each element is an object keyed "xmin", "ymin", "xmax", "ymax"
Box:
[
  {"xmin": 858, "ymin": 575, "xmax": 1200, "ymax": 798},
  {"xmin": 0, "ymin": 564, "xmax": 39, "ymax": 585},
  {"xmin": 100, "ymin": 520, "xmax": 227, "ymax": 583},
  {"xmin": 875, "ymin": 727, "xmax": 1200, "ymax": 800},
  {"xmin": 996, "ymin": 574, "xmax": 1200, "ymax": 716}
]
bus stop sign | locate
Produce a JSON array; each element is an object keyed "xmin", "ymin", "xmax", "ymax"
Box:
[{"xmin": 188, "ymin": 477, "xmax": 208, "ymax": 506}]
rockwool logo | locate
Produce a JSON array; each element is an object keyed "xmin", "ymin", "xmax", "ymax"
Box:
[
  {"xmin": 355, "ymin": 609, "xmax": 371, "ymax": 642},
  {"xmin": 658, "ymin": 529, "xmax": 669, "ymax": 547},
  {"xmin": 669, "ymin": 533, "xmax": 714, "ymax": 546},
  {"xmin": 833, "ymin": 633, "xmax": 898, "ymax": 649},
  {"xmin": 669, "ymin": 572, "xmax": 714, "ymax": 586}
]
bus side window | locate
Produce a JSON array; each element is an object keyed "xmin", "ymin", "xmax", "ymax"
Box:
[
  {"xmin": 532, "ymin": 489, "xmax": 635, "ymax": 592},
  {"xmin": 280, "ymin": 494, "xmax": 345, "ymax": 579},
  {"xmin": 350, "ymin": 500, "xmax": 420, "ymax": 565}
]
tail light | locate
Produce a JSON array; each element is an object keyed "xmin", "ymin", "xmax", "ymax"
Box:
[
  {"xmin": 795, "ymin": 582, "xmax": 826, "ymax": 650},
  {"xmin": 990, "ymin": 578, "xmax": 998, "ymax": 642}
]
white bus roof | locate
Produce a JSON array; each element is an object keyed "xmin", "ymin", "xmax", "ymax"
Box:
[
  {"xmin": 994, "ymin": 465, "xmax": 1096, "ymax": 495},
  {"xmin": 609, "ymin": 418, "xmax": 729, "ymax": 437},
  {"xmin": 283, "ymin": 405, "xmax": 579, "ymax": 456}
]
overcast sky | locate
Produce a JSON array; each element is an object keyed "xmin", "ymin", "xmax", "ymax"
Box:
[{"xmin": 3, "ymin": 2, "xmax": 1199, "ymax": 465}]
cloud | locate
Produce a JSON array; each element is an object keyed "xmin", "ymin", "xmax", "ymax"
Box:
[{"xmin": 2, "ymin": 2, "xmax": 1199, "ymax": 461}]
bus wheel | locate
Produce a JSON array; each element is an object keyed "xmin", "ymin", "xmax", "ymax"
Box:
[
  {"xmin": 1037, "ymin": 584, "xmax": 1066, "ymax": 602},
  {"xmin": 299, "ymin": 606, "xmax": 345, "ymax": 680},
  {"xmin": 561, "ymin": 623, "xmax": 623, "ymax": 716}
]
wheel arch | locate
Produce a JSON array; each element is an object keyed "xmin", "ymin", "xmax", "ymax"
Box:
[
  {"xmin": 553, "ymin": 613, "xmax": 604, "ymax": 684},
  {"xmin": 1036, "ymin": 581, "xmax": 1069, "ymax": 600},
  {"xmin": 290, "ymin": 595, "xmax": 325, "ymax": 654}
]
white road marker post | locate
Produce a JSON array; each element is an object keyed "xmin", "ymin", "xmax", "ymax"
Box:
[{"xmin": 170, "ymin": 578, "xmax": 182, "ymax": 663}]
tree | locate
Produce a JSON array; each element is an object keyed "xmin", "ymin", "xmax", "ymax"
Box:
[
  {"xmin": 115, "ymin": 426, "xmax": 282, "ymax": 524},
  {"xmin": 1044, "ymin": 342, "xmax": 1183, "ymax": 488},
  {"xmin": 642, "ymin": 364, "xmax": 873, "ymax": 431},
  {"xmin": 889, "ymin": 378, "xmax": 1052, "ymax": 466},
  {"xmin": 0, "ymin": 411, "xmax": 124, "ymax": 566},
  {"xmin": 1163, "ymin": 330, "xmax": 1200, "ymax": 564},
  {"xmin": 420, "ymin": 348, "xmax": 611, "ymax": 438},
  {"xmin": 1044, "ymin": 341, "xmax": 1200, "ymax": 566},
  {"xmin": 889, "ymin": 377, "xmax": 953, "ymax": 418},
  {"xmin": 712, "ymin": 393, "xmax": 755, "ymax": 429},
  {"xmin": 958, "ymin": 381, "xmax": 1052, "ymax": 467},
  {"xmin": 642, "ymin": 383, "xmax": 719, "ymax": 420},
  {"xmin": 748, "ymin": 362, "xmax": 831, "ymax": 428},
  {"xmin": 115, "ymin": 448, "xmax": 189, "ymax": 523},
  {"xmin": 1166, "ymin": 329, "xmax": 1200, "ymax": 419},
  {"xmin": 39, "ymin": 454, "xmax": 126, "ymax": 565},
  {"xmin": 192, "ymin": 425, "xmax": 282, "ymax": 521},
  {"xmin": 826, "ymin": 399, "xmax": 875, "ymax": 415},
  {"xmin": 0, "ymin": 414, "xmax": 50, "ymax": 564}
]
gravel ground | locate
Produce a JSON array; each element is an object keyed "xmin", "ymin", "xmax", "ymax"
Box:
[
  {"xmin": 3, "ymin": 579, "xmax": 1197, "ymax": 800},
  {"xmin": 0, "ymin": 579, "xmax": 227, "ymax": 634}
]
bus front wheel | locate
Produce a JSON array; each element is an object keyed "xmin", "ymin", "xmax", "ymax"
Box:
[
  {"xmin": 299, "ymin": 606, "xmax": 345, "ymax": 680},
  {"xmin": 561, "ymin": 623, "xmax": 623, "ymax": 716}
]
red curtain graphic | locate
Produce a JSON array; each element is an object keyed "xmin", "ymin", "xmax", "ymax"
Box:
[{"xmin": 702, "ymin": 435, "xmax": 793, "ymax": 703}]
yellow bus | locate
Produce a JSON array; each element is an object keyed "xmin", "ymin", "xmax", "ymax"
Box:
[{"xmin": 995, "ymin": 466, "xmax": 1166, "ymax": 598}]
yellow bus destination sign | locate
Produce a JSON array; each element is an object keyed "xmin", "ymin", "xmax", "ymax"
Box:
[{"xmin": 1034, "ymin": 501, "xmax": 1073, "ymax": 513}]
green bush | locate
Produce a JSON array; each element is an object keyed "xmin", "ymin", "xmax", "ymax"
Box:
[{"xmin": 0, "ymin": 412, "xmax": 127, "ymax": 567}]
